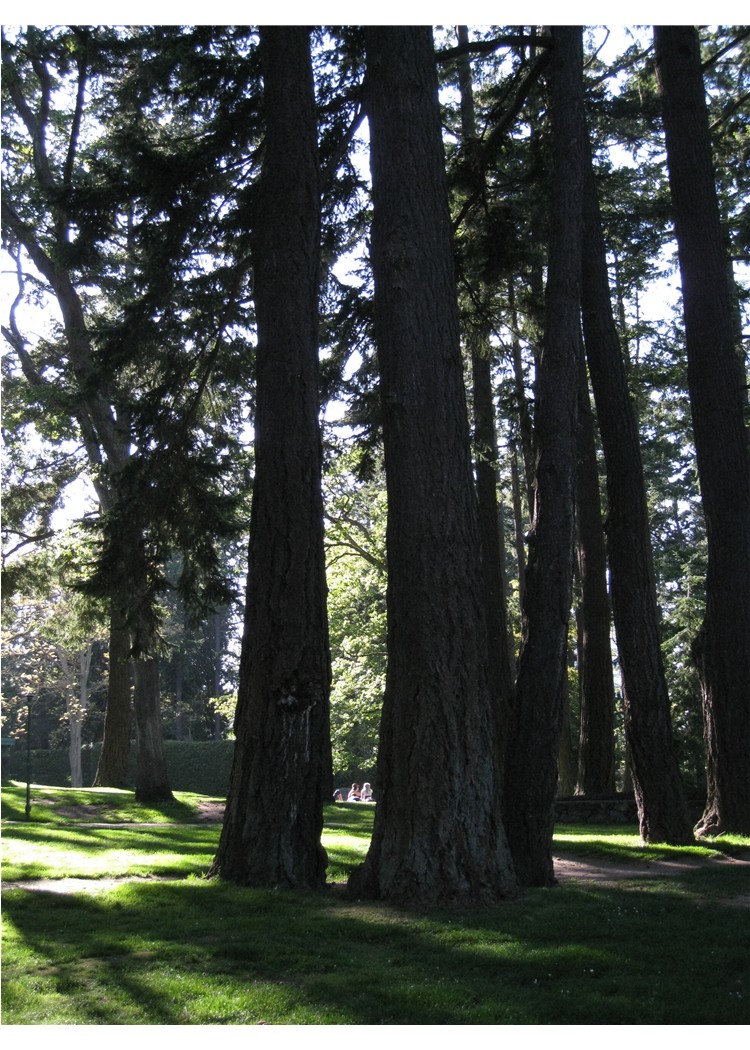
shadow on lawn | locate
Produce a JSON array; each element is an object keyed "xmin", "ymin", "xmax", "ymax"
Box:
[{"xmin": 3, "ymin": 867, "xmax": 749, "ymax": 1025}]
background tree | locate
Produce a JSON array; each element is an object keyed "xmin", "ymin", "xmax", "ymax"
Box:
[
  {"xmin": 323, "ymin": 447, "xmax": 387, "ymax": 780},
  {"xmin": 503, "ymin": 26, "xmax": 586, "ymax": 886},
  {"xmin": 580, "ymin": 124, "xmax": 693, "ymax": 843},
  {"xmin": 453, "ymin": 26, "xmax": 515, "ymax": 762},
  {"xmin": 1, "ymin": 534, "xmax": 107, "ymax": 785},
  {"xmin": 574, "ymin": 360, "xmax": 616, "ymax": 797},
  {"xmin": 2, "ymin": 25, "xmax": 253, "ymax": 799}
]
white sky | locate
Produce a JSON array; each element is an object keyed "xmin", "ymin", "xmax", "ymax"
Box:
[{"xmin": 3, "ymin": 5, "xmax": 749, "ymax": 24}]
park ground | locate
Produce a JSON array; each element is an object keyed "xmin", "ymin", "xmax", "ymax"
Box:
[{"xmin": 2, "ymin": 782, "xmax": 749, "ymax": 1025}]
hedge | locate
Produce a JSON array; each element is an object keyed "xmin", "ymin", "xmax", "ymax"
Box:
[{"xmin": 3, "ymin": 740, "xmax": 236, "ymax": 797}]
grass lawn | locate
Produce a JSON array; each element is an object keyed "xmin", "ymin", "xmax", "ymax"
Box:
[{"xmin": 2, "ymin": 782, "xmax": 748, "ymax": 1025}]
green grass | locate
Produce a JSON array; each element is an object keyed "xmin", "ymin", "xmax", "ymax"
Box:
[
  {"xmin": 1, "ymin": 782, "xmax": 222, "ymax": 825},
  {"xmin": 2, "ymin": 783, "xmax": 749, "ymax": 1024},
  {"xmin": 553, "ymin": 822, "xmax": 748, "ymax": 862},
  {"xmin": 1, "ymin": 783, "xmax": 370, "ymax": 883}
]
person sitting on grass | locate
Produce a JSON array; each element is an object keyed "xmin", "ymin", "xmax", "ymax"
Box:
[
  {"xmin": 360, "ymin": 782, "xmax": 374, "ymax": 802},
  {"xmin": 347, "ymin": 783, "xmax": 361, "ymax": 801}
]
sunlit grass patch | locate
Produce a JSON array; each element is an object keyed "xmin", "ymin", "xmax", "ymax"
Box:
[
  {"xmin": 322, "ymin": 803, "xmax": 374, "ymax": 879},
  {"xmin": 1, "ymin": 823, "xmax": 220, "ymax": 882},
  {"xmin": 553, "ymin": 823, "xmax": 747, "ymax": 861},
  {"xmin": 1, "ymin": 782, "xmax": 224, "ymax": 825}
]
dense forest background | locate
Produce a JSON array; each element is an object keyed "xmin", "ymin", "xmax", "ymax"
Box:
[{"xmin": 2, "ymin": 25, "xmax": 749, "ymax": 898}]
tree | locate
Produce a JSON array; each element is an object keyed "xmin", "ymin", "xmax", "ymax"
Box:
[
  {"xmin": 92, "ymin": 603, "xmax": 132, "ymax": 787},
  {"xmin": 502, "ymin": 27, "xmax": 586, "ymax": 886},
  {"xmin": 210, "ymin": 26, "xmax": 332, "ymax": 889},
  {"xmin": 655, "ymin": 26, "xmax": 750, "ymax": 835},
  {"xmin": 348, "ymin": 26, "xmax": 518, "ymax": 907},
  {"xmin": 324, "ymin": 447, "xmax": 387, "ymax": 779},
  {"xmin": 575, "ymin": 360, "xmax": 616, "ymax": 797},
  {"xmin": 454, "ymin": 26, "xmax": 515, "ymax": 765},
  {"xmin": 1, "ymin": 535, "xmax": 107, "ymax": 786},
  {"xmin": 580, "ymin": 125, "xmax": 693, "ymax": 844},
  {"xmin": 1, "ymin": 26, "xmax": 172, "ymax": 801},
  {"xmin": 3, "ymin": 26, "xmax": 252, "ymax": 801}
]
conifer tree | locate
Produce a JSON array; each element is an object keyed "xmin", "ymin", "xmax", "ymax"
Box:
[
  {"xmin": 210, "ymin": 26, "xmax": 332, "ymax": 888},
  {"xmin": 349, "ymin": 26, "xmax": 517, "ymax": 907},
  {"xmin": 503, "ymin": 27, "xmax": 586, "ymax": 886},
  {"xmin": 655, "ymin": 25, "xmax": 750, "ymax": 835}
]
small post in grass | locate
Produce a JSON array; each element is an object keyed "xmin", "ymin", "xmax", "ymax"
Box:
[{"xmin": 25, "ymin": 697, "xmax": 32, "ymax": 821}]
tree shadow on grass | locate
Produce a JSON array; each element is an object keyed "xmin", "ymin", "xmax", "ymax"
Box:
[
  {"xmin": 3, "ymin": 868, "xmax": 748, "ymax": 1025},
  {"xmin": 1, "ymin": 823, "xmax": 220, "ymax": 882}
]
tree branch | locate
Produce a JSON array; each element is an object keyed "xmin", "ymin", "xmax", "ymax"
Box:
[
  {"xmin": 436, "ymin": 32, "xmax": 551, "ymax": 65},
  {"xmin": 701, "ymin": 27, "xmax": 750, "ymax": 71},
  {"xmin": 64, "ymin": 32, "xmax": 90, "ymax": 191},
  {"xmin": 452, "ymin": 47, "xmax": 552, "ymax": 234},
  {"xmin": 2, "ymin": 197, "xmax": 129, "ymax": 475}
]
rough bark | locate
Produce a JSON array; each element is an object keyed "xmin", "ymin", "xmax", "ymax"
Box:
[
  {"xmin": 210, "ymin": 26, "xmax": 331, "ymax": 889},
  {"xmin": 503, "ymin": 26, "xmax": 586, "ymax": 887},
  {"xmin": 580, "ymin": 124, "xmax": 692, "ymax": 844},
  {"xmin": 348, "ymin": 26, "xmax": 518, "ymax": 908},
  {"xmin": 655, "ymin": 26, "xmax": 750, "ymax": 835},
  {"xmin": 575, "ymin": 363, "xmax": 616, "ymax": 797},
  {"xmin": 129, "ymin": 529, "xmax": 174, "ymax": 803},
  {"xmin": 133, "ymin": 657, "xmax": 172, "ymax": 803},
  {"xmin": 93, "ymin": 602, "xmax": 132, "ymax": 788}
]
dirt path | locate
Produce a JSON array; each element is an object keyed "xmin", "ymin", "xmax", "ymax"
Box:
[
  {"xmin": 5, "ymin": 850, "xmax": 748, "ymax": 901},
  {"xmin": 553, "ymin": 850, "xmax": 750, "ymax": 881}
]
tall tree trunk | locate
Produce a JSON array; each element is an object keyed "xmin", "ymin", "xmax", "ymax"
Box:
[
  {"xmin": 93, "ymin": 602, "xmax": 132, "ymax": 788},
  {"xmin": 503, "ymin": 26, "xmax": 586, "ymax": 887},
  {"xmin": 575, "ymin": 362, "xmax": 616, "ymax": 797},
  {"xmin": 455, "ymin": 27, "xmax": 514, "ymax": 767},
  {"xmin": 69, "ymin": 718, "xmax": 83, "ymax": 788},
  {"xmin": 509, "ymin": 279, "xmax": 536, "ymax": 513},
  {"xmin": 133, "ymin": 656, "xmax": 172, "ymax": 803},
  {"xmin": 210, "ymin": 26, "xmax": 331, "ymax": 889},
  {"xmin": 580, "ymin": 124, "xmax": 692, "ymax": 843},
  {"xmin": 557, "ymin": 670, "xmax": 577, "ymax": 798},
  {"xmin": 349, "ymin": 26, "xmax": 518, "ymax": 907},
  {"xmin": 471, "ymin": 338, "xmax": 515, "ymax": 772},
  {"xmin": 212, "ymin": 610, "xmax": 225, "ymax": 741},
  {"xmin": 59, "ymin": 644, "xmax": 92, "ymax": 789},
  {"xmin": 129, "ymin": 531, "xmax": 174, "ymax": 804},
  {"xmin": 510, "ymin": 441, "xmax": 528, "ymax": 608},
  {"xmin": 655, "ymin": 26, "xmax": 750, "ymax": 836}
]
